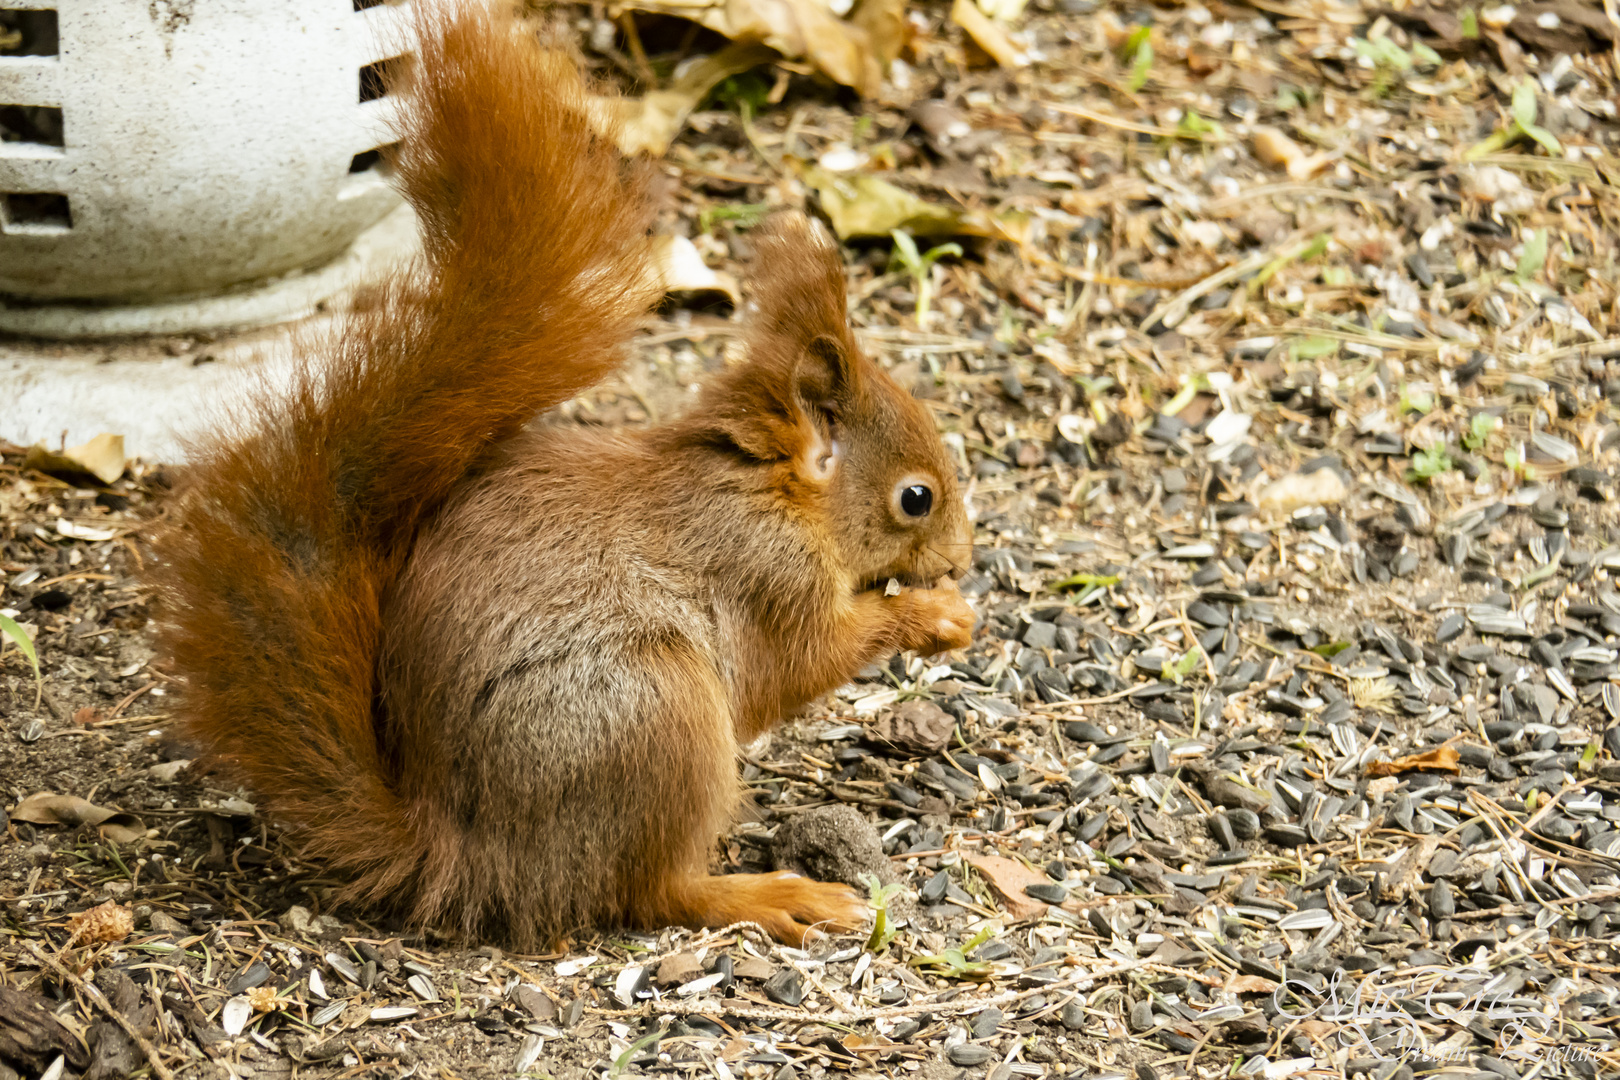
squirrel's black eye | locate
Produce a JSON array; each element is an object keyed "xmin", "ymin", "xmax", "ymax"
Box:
[{"xmin": 900, "ymin": 484, "xmax": 933, "ymax": 517}]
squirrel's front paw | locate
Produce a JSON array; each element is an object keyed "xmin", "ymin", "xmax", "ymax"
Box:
[{"xmin": 903, "ymin": 584, "xmax": 975, "ymax": 655}]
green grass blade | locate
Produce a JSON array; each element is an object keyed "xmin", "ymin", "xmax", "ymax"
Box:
[{"xmin": 0, "ymin": 612, "xmax": 42, "ymax": 705}]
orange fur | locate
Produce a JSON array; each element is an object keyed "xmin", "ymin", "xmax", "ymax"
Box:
[{"xmin": 152, "ymin": 0, "xmax": 973, "ymax": 950}]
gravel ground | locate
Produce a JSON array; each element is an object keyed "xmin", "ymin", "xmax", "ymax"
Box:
[{"xmin": 4, "ymin": 1, "xmax": 1620, "ymax": 1079}]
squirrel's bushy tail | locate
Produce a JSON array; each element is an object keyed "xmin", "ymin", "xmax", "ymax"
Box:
[{"xmin": 153, "ymin": 1, "xmax": 656, "ymax": 907}]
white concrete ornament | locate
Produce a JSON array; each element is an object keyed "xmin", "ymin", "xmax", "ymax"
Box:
[{"xmin": 0, "ymin": 0, "xmax": 412, "ymax": 336}]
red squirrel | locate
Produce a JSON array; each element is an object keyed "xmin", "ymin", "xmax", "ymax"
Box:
[{"xmin": 152, "ymin": 1, "xmax": 975, "ymax": 950}]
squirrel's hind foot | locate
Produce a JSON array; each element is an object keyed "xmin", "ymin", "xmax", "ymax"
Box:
[
  {"xmin": 642, "ymin": 871, "xmax": 868, "ymax": 946},
  {"xmin": 744, "ymin": 872, "xmax": 869, "ymax": 945}
]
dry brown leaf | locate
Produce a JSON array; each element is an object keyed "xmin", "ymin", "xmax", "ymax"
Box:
[
  {"xmin": 805, "ymin": 167, "xmax": 971, "ymax": 239},
  {"xmin": 950, "ymin": 0, "xmax": 1028, "ymax": 68},
  {"xmin": 22, "ymin": 433, "xmax": 127, "ymax": 485},
  {"xmin": 11, "ymin": 792, "xmax": 147, "ymax": 843},
  {"xmin": 617, "ymin": 0, "xmax": 882, "ymax": 94},
  {"xmin": 789, "ymin": 0, "xmax": 881, "ymax": 92},
  {"xmin": 800, "ymin": 165, "xmax": 1028, "ymax": 242},
  {"xmin": 849, "ymin": 0, "xmax": 908, "ymax": 68},
  {"xmin": 732, "ymin": 957, "xmax": 775, "ymax": 980},
  {"xmin": 869, "ymin": 699, "xmax": 955, "ymax": 756},
  {"xmin": 67, "ymin": 900, "xmax": 134, "ymax": 946},
  {"xmin": 97, "ymin": 819, "xmax": 147, "ymax": 843},
  {"xmin": 1366, "ymin": 744, "xmax": 1460, "ymax": 777},
  {"xmin": 515, "ymin": 985, "xmax": 557, "ymax": 1019},
  {"xmin": 962, "ymin": 853, "xmax": 1048, "ymax": 920},
  {"xmin": 649, "ymin": 235, "xmax": 741, "ymax": 304},
  {"xmin": 609, "ymin": 42, "xmax": 777, "ymax": 156},
  {"xmin": 12, "ymin": 792, "xmax": 118, "ymax": 827}
]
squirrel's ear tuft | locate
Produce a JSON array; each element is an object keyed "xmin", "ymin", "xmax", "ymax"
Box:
[{"xmin": 747, "ymin": 212, "xmax": 856, "ymax": 361}]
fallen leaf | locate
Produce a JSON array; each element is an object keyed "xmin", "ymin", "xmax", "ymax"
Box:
[
  {"xmin": 787, "ymin": 0, "xmax": 882, "ymax": 92},
  {"xmin": 10, "ymin": 792, "xmax": 147, "ymax": 843},
  {"xmin": 23, "ymin": 433, "xmax": 126, "ymax": 485},
  {"xmin": 963, "ymin": 853, "xmax": 1048, "ymax": 920},
  {"xmin": 13, "ymin": 792, "xmax": 116, "ymax": 827},
  {"xmin": 620, "ymin": 0, "xmax": 883, "ymax": 94},
  {"xmin": 801, "ymin": 165, "xmax": 1027, "ymax": 243},
  {"xmin": 649, "ymin": 234, "xmax": 740, "ymax": 304},
  {"xmin": 804, "ymin": 166, "xmax": 971, "ymax": 240},
  {"xmin": 609, "ymin": 42, "xmax": 777, "ymax": 156},
  {"xmin": 67, "ymin": 899, "xmax": 134, "ymax": 945},
  {"xmin": 97, "ymin": 818, "xmax": 147, "ymax": 844},
  {"xmin": 515, "ymin": 984, "xmax": 557, "ymax": 1019},
  {"xmin": 1366, "ymin": 744, "xmax": 1459, "ymax": 778},
  {"xmin": 869, "ymin": 699, "xmax": 955, "ymax": 755},
  {"xmin": 950, "ymin": 0, "xmax": 1028, "ymax": 68},
  {"xmin": 849, "ymin": 0, "xmax": 908, "ymax": 68}
]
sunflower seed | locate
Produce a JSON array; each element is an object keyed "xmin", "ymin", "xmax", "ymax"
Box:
[{"xmin": 1277, "ymin": 909, "xmax": 1334, "ymax": 931}]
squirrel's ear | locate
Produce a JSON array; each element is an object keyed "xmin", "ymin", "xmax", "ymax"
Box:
[
  {"xmin": 694, "ymin": 337, "xmax": 853, "ymax": 467},
  {"xmin": 747, "ymin": 212, "xmax": 856, "ymax": 360},
  {"xmin": 794, "ymin": 334, "xmax": 855, "ymax": 415},
  {"xmin": 698, "ymin": 363, "xmax": 805, "ymax": 462},
  {"xmin": 696, "ymin": 212, "xmax": 860, "ymax": 463}
]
